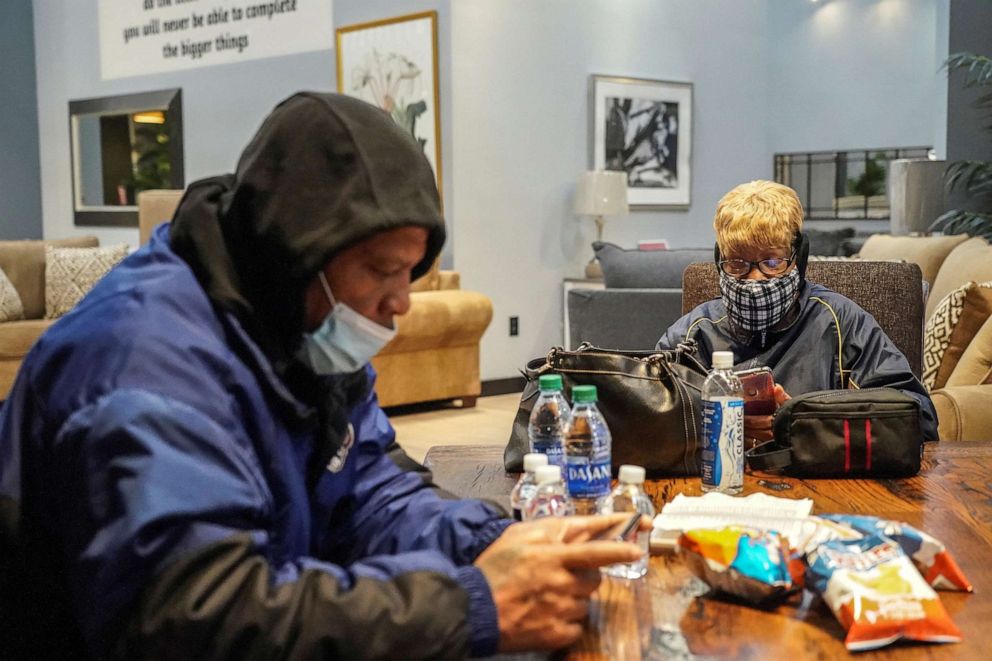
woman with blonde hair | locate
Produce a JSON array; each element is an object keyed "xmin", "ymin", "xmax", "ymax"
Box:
[{"xmin": 657, "ymin": 180, "xmax": 936, "ymax": 442}]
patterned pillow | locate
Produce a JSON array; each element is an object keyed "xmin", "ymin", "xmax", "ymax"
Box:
[
  {"xmin": 0, "ymin": 265, "xmax": 25, "ymax": 322},
  {"xmin": 45, "ymin": 244, "xmax": 129, "ymax": 319},
  {"xmin": 922, "ymin": 281, "xmax": 992, "ymax": 390}
]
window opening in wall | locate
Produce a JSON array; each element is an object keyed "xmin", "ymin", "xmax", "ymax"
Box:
[
  {"xmin": 69, "ymin": 88, "xmax": 184, "ymax": 227},
  {"xmin": 774, "ymin": 147, "xmax": 931, "ymax": 221}
]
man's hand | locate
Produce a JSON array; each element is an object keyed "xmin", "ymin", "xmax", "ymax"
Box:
[
  {"xmin": 475, "ymin": 515, "xmax": 649, "ymax": 652},
  {"xmin": 743, "ymin": 384, "xmax": 791, "ymax": 442}
]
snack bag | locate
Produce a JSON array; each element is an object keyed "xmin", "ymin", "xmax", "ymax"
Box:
[
  {"xmin": 806, "ymin": 534, "xmax": 962, "ymax": 651},
  {"xmin": 792, "ymin": 515, "xmax": 862, "ymax": 556},
  {"xmin": 821, "ymin": 514, "xmax": 972, "ymax": 592},
  {"xmin": 679, "ymin": 527, "xmax": 793, "ymax": 605}
]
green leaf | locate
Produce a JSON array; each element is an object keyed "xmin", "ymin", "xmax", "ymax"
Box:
[
  {"xmin": 944, "ymin": 160, "xmax": 992, "ymax": 195},
  {"xmin": 930, "ymin": 209, "xmax": 992, "ymax": 239},
  {"xmin": 946, "ymin": 52, "xmax": 992, "ymax": 87}
]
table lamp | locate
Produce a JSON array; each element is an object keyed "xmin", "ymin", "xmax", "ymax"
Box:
[{"xmin": 573, "ymin": 170, "xmax": 629, "ymax": 279}]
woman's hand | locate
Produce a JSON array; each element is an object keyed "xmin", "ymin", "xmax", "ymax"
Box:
[{"xmin": 743, "ymin": 384, "xmax": 791, "ymax": 442}]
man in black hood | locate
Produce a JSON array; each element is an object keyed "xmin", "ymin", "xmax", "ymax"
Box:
[{"xmin": 0, "ymin": 92, "xmax": 645, "ymax": 660}]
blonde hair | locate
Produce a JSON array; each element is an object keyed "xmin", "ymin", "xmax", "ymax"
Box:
[{"xmin": 713, "ymin": 180, "xmax": 804, "ymax": 257}]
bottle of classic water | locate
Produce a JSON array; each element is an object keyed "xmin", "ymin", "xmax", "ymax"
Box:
[
  {"xmin": 523, "ymin": 465, "xmax": 573, "ymax": 520},
  {"xmin": 701, "ymin": 351, "xmax": 744, "ymax": 495},
  {"xmin": 509, "ymin": 453, "xmax": 549, "ymax": 521},
  {"xmin": 597, "ymin": 464, "xmax": 655, "ymax": 578},
  {"xmin": 528, "ymin": 374, "xmax": 571, "ymax": 467},
  {"xmin": 564, "ymin": 385, "xmax": 612, "ymax": 515}
]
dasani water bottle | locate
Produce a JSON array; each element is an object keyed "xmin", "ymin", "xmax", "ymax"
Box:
[
  {"xmin": 523, "ymin": 465, "xmax": 573, "ymax": 520},
  {"xmin": 510, "ymin": 453, "xmax": 548, "ymax": 521},
  {"xmin": 528, "ymin": 374, "xmax": 571, "ymax": 467},
  {"xmin": 597, "ymin": 464, "xmax": 655, "ymax": 579},
  {"xmin": 564, "ymin": 384, "xmax": 612, "ymax": 514}
]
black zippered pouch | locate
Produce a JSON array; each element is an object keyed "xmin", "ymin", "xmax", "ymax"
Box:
[{"xmin": 745, "ymin": 389, "xmax": 923, "ymax": 477}]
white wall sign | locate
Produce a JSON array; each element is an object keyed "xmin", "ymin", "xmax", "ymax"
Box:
[{"xmin": 98, "ymin": 0, "xmax": 333, "ymax": 80}]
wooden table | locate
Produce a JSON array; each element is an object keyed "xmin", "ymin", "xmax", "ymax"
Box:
[{"xmin": 423, "ymin": 442, "xmax": 992, "ymax": 660}]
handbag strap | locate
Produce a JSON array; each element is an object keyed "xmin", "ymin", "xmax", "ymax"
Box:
[{"xmin": 745, "ymin": 439, "xmax": 792, "ymax": 471}]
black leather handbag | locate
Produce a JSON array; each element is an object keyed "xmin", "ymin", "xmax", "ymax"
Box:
[
  {"xmin": 746, "ymin": 388, "xmax": 924, "ymax": 477},
  {"xmin": 503, "ymin": 343, "xmax": 707, "ymax": 477}
]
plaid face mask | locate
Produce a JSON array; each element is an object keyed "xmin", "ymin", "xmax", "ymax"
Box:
[{"xmin": 719, "ymin": 268, "xmax": 801, "ymax": 333}]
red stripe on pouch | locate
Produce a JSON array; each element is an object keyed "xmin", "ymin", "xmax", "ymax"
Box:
[
  {"xmin": 844, "ymin": 419, "xmax": 851, "ymax": 472},
  {"xmin": 865, "ymin": 419, "xmax": 872, "ymax": 470}
]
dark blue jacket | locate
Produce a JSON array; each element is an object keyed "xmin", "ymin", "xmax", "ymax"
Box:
[
  {"xmin": 0, "ymin": 226, "xmax": 510, "ymax": 659},
  {"xmin": 657, "ymin": 281, "xmax": 938, "ymax": 440}
]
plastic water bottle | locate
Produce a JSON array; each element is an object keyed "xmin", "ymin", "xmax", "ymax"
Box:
[
  {"xmin": 523, "ymin": 465, "xmax": 573, "ymax": 520},
  {"xmin": 564, "ymin": 384, "xmax": 612, "ymax": 515},
  {"xmin": 510, "ymin": 453, "xmax": 549, "ymax": 521},
  {"xmin": 528, "ymin": 374, "xmax": 571, "ymax": 467},
  {"xmin": 701, "ymin": 351, "xmax": 744, "ymax": 495},
  {"xmin": 598, "ymin": 464, "xmax": 655, "ymax": 579}
]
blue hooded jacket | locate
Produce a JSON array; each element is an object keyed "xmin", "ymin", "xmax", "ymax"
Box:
[{"xmin": 0, "ymin": 93, "xmax": 510, "ymax": 660}]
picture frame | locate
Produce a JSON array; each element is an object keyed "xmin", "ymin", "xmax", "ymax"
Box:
[
  {"xmin": 336, "ymin": 12, "xmax": 442, "ymax": 198},
  {"xmin": 591, "ymin": 75, "xmax": 693, "ymax": 209}
]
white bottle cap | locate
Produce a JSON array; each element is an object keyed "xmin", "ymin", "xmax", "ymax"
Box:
[
  {"xmin": 523, "ymin": 453, "xmax": 550, "ymax": 473},
  {"xmin": 712, "ymin": 351, "xmax": 734, "ymax": 369},
  {"xmin": 534, "ymin": 465, "xmax": 562, "ymax": 485},
  {"xmin": 618, "ymin": 464, "xmax": 646, "ymax": 484}
]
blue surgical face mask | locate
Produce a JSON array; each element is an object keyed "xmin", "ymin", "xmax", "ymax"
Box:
[{"xmin": 297, "ymin": 272, "xmax": 397, "ymax": 375}]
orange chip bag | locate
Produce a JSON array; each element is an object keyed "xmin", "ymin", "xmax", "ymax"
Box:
[{"xmin": 806, "ymin": 534, "xmax": 961, "ymax": 651}]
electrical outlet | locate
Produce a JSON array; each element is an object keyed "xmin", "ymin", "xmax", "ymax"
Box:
[{"xmin": 509, "ymin": 316, "xmax": 519, "ymax": 336}]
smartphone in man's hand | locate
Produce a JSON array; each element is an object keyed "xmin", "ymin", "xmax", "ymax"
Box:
[{"xmin": 736, "ymin": 367, "xmax": 776, "ymax": 416}]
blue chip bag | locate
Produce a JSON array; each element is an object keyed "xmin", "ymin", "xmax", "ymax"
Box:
[{"xmin": 821, "ymin": 514, "xmax": 972, "ymax": 592}]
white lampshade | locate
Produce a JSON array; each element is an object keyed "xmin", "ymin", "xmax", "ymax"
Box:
[{"xmin": 573, "ymin": 170, "xmax": 629, "ymax": 217}]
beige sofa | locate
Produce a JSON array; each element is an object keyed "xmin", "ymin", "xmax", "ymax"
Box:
[
  {"xmin": 0, "ymin": 236, "xmax": 99, "ymax": 398},
  {"xmin": 858, "ymin": 234, "xmax": 992, "ymax": 440},
  {"xmin": 138, "ymin": 190, "xmax": 493, "ymax": 408}
]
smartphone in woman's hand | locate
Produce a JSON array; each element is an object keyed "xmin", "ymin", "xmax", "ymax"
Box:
[{"xmin": 736, "ymin": 367, "xmax": 776, "ymax": 416}]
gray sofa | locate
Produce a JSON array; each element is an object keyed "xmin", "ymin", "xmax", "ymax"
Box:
[{"xmin": 566, "ymin": 242, "xmax": 712, "ymax": 350}]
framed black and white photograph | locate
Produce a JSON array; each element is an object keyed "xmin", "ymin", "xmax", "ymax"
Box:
[{"xmin": 591, "ymin": 75, "xmax": 692, "ymax": 209}]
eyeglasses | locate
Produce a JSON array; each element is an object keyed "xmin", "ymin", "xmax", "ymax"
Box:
[{"xmin": 719, "ymin": 253, "xmax": 796, "ymax": 278}]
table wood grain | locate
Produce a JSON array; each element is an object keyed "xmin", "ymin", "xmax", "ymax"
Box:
[{"xmin": 424, "ymin": 442, "xmax": 992, "ymax": 660}]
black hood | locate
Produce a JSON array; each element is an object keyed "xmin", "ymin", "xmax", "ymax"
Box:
[{"xmin": 170, "ymin": 91, "xmax": 445, "ymax": 364}]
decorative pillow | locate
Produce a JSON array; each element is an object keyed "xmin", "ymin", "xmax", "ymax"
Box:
[
  {"xmin": 922, "ymin": 280, "xmax": 992, "ymax": 390},
  {"xmin": 0, "ymin": 266, "xmax": 25, "ymax": 322},
  {"xmin": 45, "ymin": 244, "xmax": 129, "ymax": 319},
  {"xmin": 594, "ymin": 241, "xmax": 713, "ymax": 289},
  {"xmin": 0, "ymin": 236, "xmax": 99, "ymax": 319},
  {"xmin": 944, "ymin": 312, "xmax": 992, "ymax": 387},
  {"xmin": 927, "ymin": 237, "xmax": 992, "ymax": 320}
]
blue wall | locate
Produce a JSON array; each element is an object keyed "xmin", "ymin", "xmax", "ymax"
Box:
[{"xmin": 1, "ymin": 0, "xmax": 43, "ymax": 239}]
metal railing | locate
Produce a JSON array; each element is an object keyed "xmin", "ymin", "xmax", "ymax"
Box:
[{"xmin": 774, "ymin": 147, "xmax": 931, "ymax": 220}]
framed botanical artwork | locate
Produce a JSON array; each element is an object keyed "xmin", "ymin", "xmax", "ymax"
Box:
[
  {"xmin": 591, "ymin": 75, "xmax": 693, "ymax": 209},
  {"xmin": 336, "ymin": 12, "xmax": 442, "ymax": 196}
]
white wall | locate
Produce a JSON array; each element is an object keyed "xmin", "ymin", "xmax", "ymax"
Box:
[
  {"xmin": 450, "ymin": 0, "xmax": 771, "ymax": 381},
  {"xmin": 32, "ymin": 0, "xmax": 946, "ymax": 382},
  {"xmin": 766, "ymin": 0, "xmax": 947, "ymax": 234}
]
